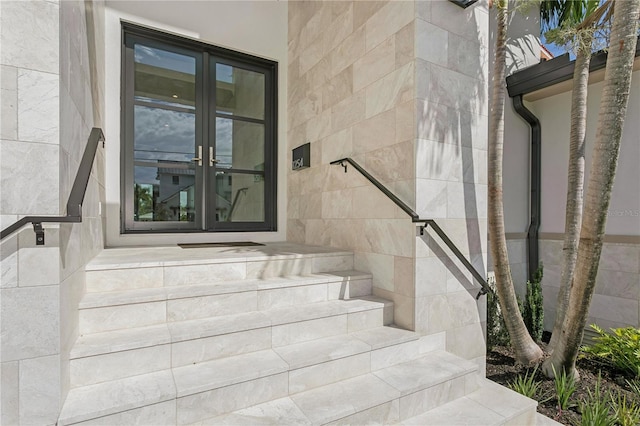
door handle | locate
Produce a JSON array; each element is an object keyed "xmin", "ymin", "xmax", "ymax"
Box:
[
  {"xmin": 209, "ymin": 147, "xmax": 219, "ymax": 165},
  {"xmin": 192, "ymin": 146, "xmax": 202, "ymax": 166}
]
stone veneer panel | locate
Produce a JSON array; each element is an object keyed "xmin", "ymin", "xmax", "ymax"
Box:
[
  {"xmin": 540, "ymin": 238, "xmax": 640, "ymax": 331},
  {"xmin": 288, "ymin": 0, "xmax": 489, "ymax": 347}
]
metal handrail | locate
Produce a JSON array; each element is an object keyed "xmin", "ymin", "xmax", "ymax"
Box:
[
  {"xmin": 330, "ymin": 157, "xmax": 491, "ymax": 299},
  {"xmin": 0, "ymin": 128, "xmax": 105, "ymax": 245}
]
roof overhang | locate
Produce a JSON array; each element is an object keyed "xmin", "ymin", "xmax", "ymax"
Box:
[{"xmin": 506, "ymin": 35, "xmax": 640, "ymax": 102}]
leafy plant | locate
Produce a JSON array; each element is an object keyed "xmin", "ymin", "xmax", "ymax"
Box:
[
  {"xmin": 487, "ymin": 275, "xmax": 510, "ymax": 349},
  {"xmin": 552, "ymin": 365, "xmax": 577, "ymax": 411},
  {"xmin": 580, "ymin": 375, "xmax": 616, "ymax": 426},
  {"xmin": 508, "ymin": 366, "xmax": 542, "ymax": 399},
  {"xmin": 523, "ymin": 265, "xmax": 544, "ymax": 342},
  {"xmin": 626, "ymin": 379, "xmax": 640, "ymax": 396},
  {"xmin": 583, "ymin": 324, "xmax": 640, "ymax": 377},
  {"xmin": 609, "ymin": 390, "xmax": 640, "ymax": 426}
]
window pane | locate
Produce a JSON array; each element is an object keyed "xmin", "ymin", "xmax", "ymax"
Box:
[
  {"xmin": 133, "ymin": 105, "xmax": 196, "ymax": 222},
  {"xmin": 215, "ymin": 117, "xmax": 264, "ymax": 171},
  {"xmin": 214, "ymin": 172, "xmax": 264, "ymax": 222},
  {"xmin": 216, "ymin": 64, "xmax": 265, "ymax": 119},
  {"xmin": 134, "ymin": 44, "xmax": 196, "ymax": 110}
]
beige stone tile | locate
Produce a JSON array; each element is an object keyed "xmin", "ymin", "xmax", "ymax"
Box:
[
  {"xmin": 600, "ymin": 243, "xmax": 640, "ymax": 273},
  {"xmin": 1, "ymin": 286, "xmax": 59, "ymax": 361},
  {"xmin": 365, "ymin": 0, "xmax": 414, "ymax": 52},
  {"xmin": 353, "ymin": 108, "xmax": 396, "ymax": 153},
  {"xmin": 425, "ymin": 63, "xmax": 487, "ymax": 116},
  {"xmin": 365, "ymin": 61, "xmax": 414, "ymax": 119},
  {"xmin": 323, "ymin": 3, "xmax": 353, "ymax": 55},
  {"xmin": 18, "ymin": 246, "xmax": 60, "ymax": 286},
  {"xmin": 297, "ymin": 4, "xmax": 331, "ymax": 51},
  {"xmin": 322, "ymin": 189, "xmax": 353, "ymax": 219},
  {"xmin": 448, "ymin": 31, "xmax": 487, "ymax": 79},
  {"xmin": 447, "ymin": 182, "xmax": 487, "ymax": 220},
  {"xmin": 71, "ymin": 345, "xmax": 170, "ymax": 387},
  {"xmin": 331, "ymin": 89, "xmax": 366, "ymax": 132},
  {"xmin": 289, "ymin": 87, "xmax": 323, "ymax": 130},
  {"xmin": 289, "ymin": 352, "xmax": 371, "ymax": 394},
  {"xmin": 416, "ymin": 19, "xmax": 448, "ymax": 67},
  {"xmin": 329, "ymin": 400, "xmax": 399, "ymax": 426},
  {"xmin": 176, "ymin": 373, "xmax": 288, "ymax": 425},
  {"xmin": 86, "ymin": 267, "xmax": 163, "ymax": 292},
  {"xmin": 362, "ymin": 219, "xmax": 414, "ymax": 257},
  {"xmin": 291, "ymin": 374, "xmax": 400, "ymax": 425},
  {"xmin": 596, "ymin": 269, "xmax": 639, "ymax": 299},
  {"xmin": 1, "ymin": 66, "xmax": 17, "ymax": 140},
  {"xmin": 353, "ymin": 1, "xmax": 389, "ymax": 30},
  {"xmin": 374, "ymin": 287, "xmax": 415, "ymax": 330},
  {"xmin": 371, "ymin": 340, "xmax": 420, "ymax": 370},
  {"xmin": 1, "ymin": 236, "xmax": 18, "ymax": 289},
  {"xmin": 353, "ymin": 37, "xmax": 395, "ymax": 92},
  {"xmin": 418, "ymin": 332, "xmax": 446, "ymax": 353},
  {"xmin": 323, "ymin": 66, "xmax": 354, "ymax": 110},
  {"xmin": 18, "ymin": 69, "xmax": 59, "ymax": 144},
  {"xmin": 399, "ymin": 376, "xmax": 466, "ymax": 420},
  {"xmin": 401, "ymin": 395, "xmax": 504, "ymax": 425},
  {"xmin": 167, "ymin": 291, "xmax": 257, "ymax": 321},
  {"xmin": 416, "ymin": 0, "xmax": 431, "ymax": 22},
  {"xmin": 19, "ymin": 354, "xmax": 60, "ymax": 425},
  {"xmin": 272, "ymin": 314, "xmax": 347, "ymax": 347},
  {"xmin": 446, "ymin": 323, "xmax": 487, "ymax": 359},
  {"xmin": 365, "ymin": 140, "xmax": 415, "ymax": 183},
  {"xmin": 79, "ymin": 301, "xmax": 166, "ymax": 334},
  {"xmin": 74, "ymin": 401, "xmax": 177, "ymax": 426},
  {"xmin": 348, "ymin": 308, "xmax": 384, "ymax": 332},
  {"xmin": 588, "ymin": 293, "xmax": 638, "ymax": 325},
  {"xmin": 165, "ymin": 263, "xmax": 246, "ymax": 286},
  {"xmin": 1, "ymin": 361, "xmax": 19, "ymax": 425},
  {"xmin": 0, "ymin": 140, "xmax": 59, "ymax": 215},
  {"xmin": 0, "ymin": 0, "xmax": 59, "ymax": 74},
  {"xmin": 467, "ymin": 380, "xmax": 537, "ymax": 422},
  {"xmin": 415, "ymin": 138, "xmax": 462, "ymax": 182},
  {"xmin": 395, "ymin": 100, "xmax": 415, "ymax": 143},
  {"xmin": 393, "ymin": 256, "xmax": 414, "ymax": 297},
  {"xmin": 355, "ymin": 251, "xmax": 394, "ymax": 293},
  {"xmin": 321, "ymin": 127, "xmax": 353, "ymax": 164},
  {"xmin": 395, "ymin": 22, "xmax": 414, "ymax": 69},
  {"xmin": 351, "ymin": 185, "xmax": 398, "ymax": 219},
  {"xmin": 200, "ymin": 397, "xmax": 311, "ymax": 426},
  {"xmin": 305, "ymin": 107, "xmax": 332, "ymax": 141},
  {"xmin": 416, "ymin": 179, "xmax": 447, "ymax": 218},
  {"xmin": 327, "ymin": 277, "xmax": 372, "ymax": 300},
  {"xmin": 312, "ymin": 254, "xmax": 354, "ymax": 273},
  {"xmin": 431, "ymin": 0, "xmax": 490, "ymax": 46},
  {"xmin": 59, "ymin": 370, "xmax": 176, "ymax": 425},
  {"xmin": 258, "ymin": 284, "xmax": 327, "ymax": 310},
  {"xmin": 330, "ymin": 26, "xmax": 366, "ymax": 76},
  {"xmin": 415, "ymin": 257, "xmax": 448, "ymax": 297}
]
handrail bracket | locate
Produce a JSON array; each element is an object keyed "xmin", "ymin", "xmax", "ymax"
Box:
[{"xmin": 33, "ymin": 222, "xmax": 44, "ymax": 246}]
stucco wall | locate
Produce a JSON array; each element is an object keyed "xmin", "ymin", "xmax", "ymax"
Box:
[
  {"xmin": 102, "ymin": 0, "xmax": 288, "ymax": 246},
  {"xmin": 529, "ymin": 69, "xmax": 640, "ymax": 330}
]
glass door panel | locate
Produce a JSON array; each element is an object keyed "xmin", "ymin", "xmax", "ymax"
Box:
[
  {"xmin": 129, "ymin": 42, "xmax": 200, "ymax": 229},
  {"xmin": 214, "ymin": 172, "xmax": 265, "ymax": 222}
]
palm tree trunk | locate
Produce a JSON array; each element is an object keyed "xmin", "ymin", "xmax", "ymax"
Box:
[
  {"xmin": 548, "ymin": 31, "xmax": 592, "ymax": 352},
  {"xmin": 542, "ymin": 0, "xmax": 640, "ymax": 378},
  {"xmin": 489, "ymin": 0, "xmax": 544, "ymax": 365}
]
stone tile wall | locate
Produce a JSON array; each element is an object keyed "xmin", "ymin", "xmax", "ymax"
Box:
[
  {"xmin": 541, "ymin": 237, "xmax": 640, "ymax": 332},
  {"xmin": 287, "ymin": 0, "xmax": 489, "ymax": 365},
  {"xmin": 287, "ymin": 0, "xmax": 418, "ymax": 330},
  {"xmin": 0, "ymin": 0, "xmax": 105, "ymax": 423}
]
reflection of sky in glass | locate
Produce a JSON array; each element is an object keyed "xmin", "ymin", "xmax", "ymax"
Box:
[
  {"xmin": 217, "ymin": 63, "xmax": 233, "ymax": 83},
  {"xmin": 216, "ymin": 118, "xmax": 233, "ymax": 167},
  {"xmin": 135, "ymin": 44, "xmax": 195, "ymax": 75}
]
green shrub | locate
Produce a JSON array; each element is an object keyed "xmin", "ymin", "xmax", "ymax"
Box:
[
  {"xmin": 486, "ymin": 275, "xmax": 510, "ymax": 349},
  {"xmin": 552, "ymin": 365, "xmax": 577, "ymax": 411},
  {"xmin": 609, "ymin": 390, "xmax": 640, "ymax": 426},
  {"xmin": 523, "ymin": 265, "xmax": 544, "ymax": 342},
  {"xmin": 626, "ymin": 379, "xmax": 640, "ymax": 396},
  {"xmin": 583, "ymin": 324, "xmax": 640, "ymax": 378},
  {"xmin": 580, "ymin": 375, "xmax": 616, "ymax": 426},
  {"xmin": 508, "ymin": 366, "xmax": 542, "ymax": 399}
]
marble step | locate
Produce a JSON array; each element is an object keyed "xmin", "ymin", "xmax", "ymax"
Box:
[
  {"xmin": 78, "ymin": 271, "xmax": 373, "ymax": 334},
  {"xmin": 61, "ymin": 349, "xmax": 477, "ymax": 426},
  {"xmin": 70, "ymin": 298, "xmax": 394, "ymax": 387},
  {"xmin": 85, "ymin": 245, "xmax": 355, "ymax": 292},
  {"xmin": 201, "ymin": 351, "xmax": 479, "ymax": 425},
  {"xmin": 398, "ymin": 379, "xmax": 538, "ymax": 425}
]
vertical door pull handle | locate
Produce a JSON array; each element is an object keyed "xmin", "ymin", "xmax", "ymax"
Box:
[
  {"xmin": 192, "ymin": 146, "xmax": 203, "ymax": 166},
  {"xmin": 210, "ymin": 147, "xmax": 219, "ymax": 164}
]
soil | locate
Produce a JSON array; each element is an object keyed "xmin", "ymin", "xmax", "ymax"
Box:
[{"xmin": 486, "ymin": 336, "xmax": 640, "ymax": 425}]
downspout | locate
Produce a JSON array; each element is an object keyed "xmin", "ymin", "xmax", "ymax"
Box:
[{"xmin": 512, "ymin": 95, "xmax": 541, "ymax": 282}]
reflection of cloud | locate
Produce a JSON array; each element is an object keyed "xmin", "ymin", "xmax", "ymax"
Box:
[
  {"xmin": 135, "ymin": 106, "xmax": 195, "ymax": 161},
  {"xmin": 135, "ymin": 44, "xmax": 195, "ymax": 75},
  {"xmin": 135, "ymin": 165, "xmax": 159, "ymax": 185}
]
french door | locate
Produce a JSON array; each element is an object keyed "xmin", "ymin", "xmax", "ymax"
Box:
[{"xmin": 122, "ymin": 24, "xmax": 277, "ymax": 233}]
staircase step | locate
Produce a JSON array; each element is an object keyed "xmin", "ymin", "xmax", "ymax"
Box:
[
  {"xmin": 399, "ymin": 379, "xmax": 537, "ymax": 425},
  {"xmin": 78, "ymin": 271, "xmax": 372, "ymax": 334},
  {"xmin": 188, "ymin": 397, "xmax": 311, "ymax": 426},
  {"xmin": 58, "ymin": 370, "xmax": 176, "ymax": 426}
]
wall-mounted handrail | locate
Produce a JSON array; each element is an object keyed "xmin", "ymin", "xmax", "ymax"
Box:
[
  {"xmin": 330, "ymin": 157, "xmax": 491, "ymax": 299},
  {"xmin": 0, "ymin": 128, "xmax": 105, "ymax": 245}
]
